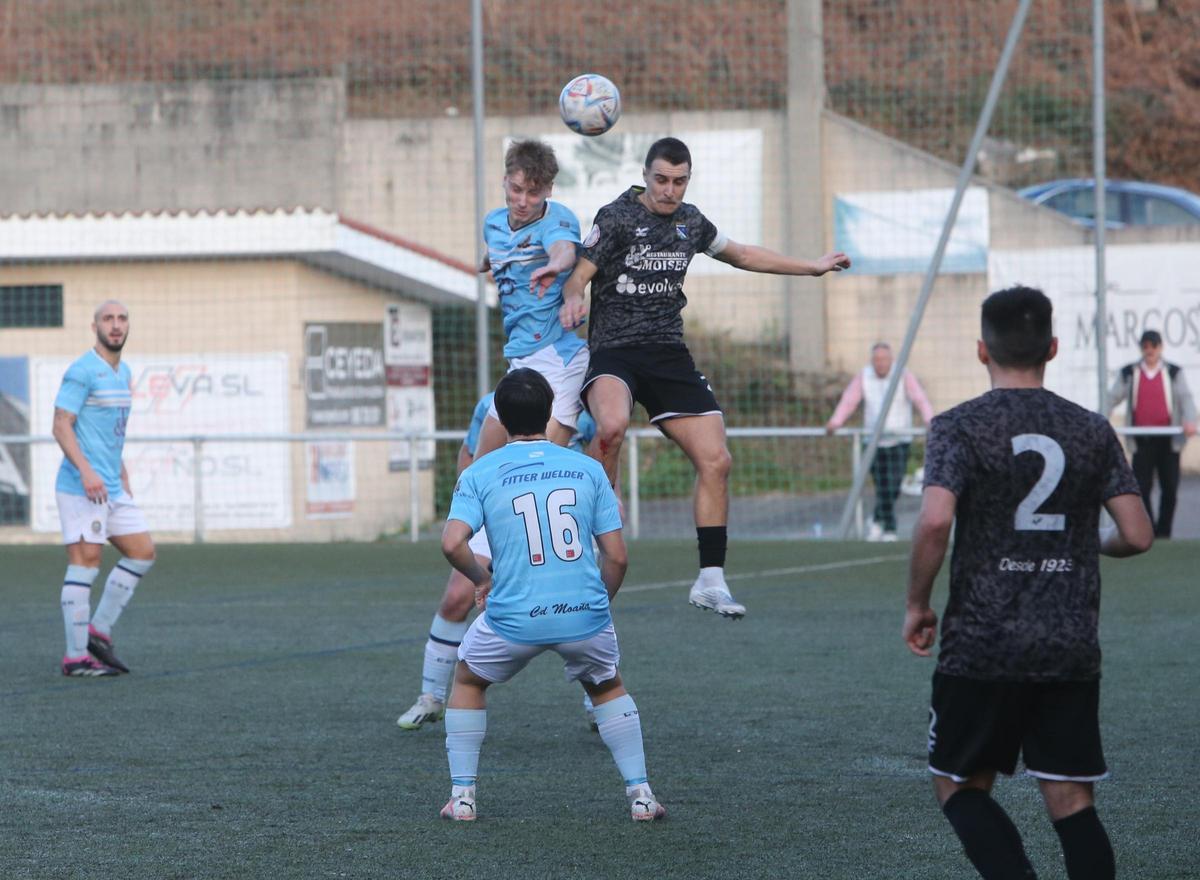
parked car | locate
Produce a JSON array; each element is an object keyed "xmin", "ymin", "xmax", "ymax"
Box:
[{"xmin": 1017, "ymin": 178, "xmax": 1200, "ymax": 229}]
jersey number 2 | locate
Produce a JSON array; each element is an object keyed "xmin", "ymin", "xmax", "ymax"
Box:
[
  {"xmin": 512, "ymin": 489, "xmax": 582, "ymax": 565},
  {"xmin": 1011, "ymin": 434, "xmax": 1066, "ymax": 531}
]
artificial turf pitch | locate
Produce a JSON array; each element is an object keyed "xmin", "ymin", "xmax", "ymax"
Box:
[{"xmin": 1, "ymin": 540, "xmax": 1195, "ymax": 879}]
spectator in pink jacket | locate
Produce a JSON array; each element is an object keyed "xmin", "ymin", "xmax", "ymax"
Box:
[{"xmin": 826, "ymin": 343, "xmax": 935, "ymax": 541}]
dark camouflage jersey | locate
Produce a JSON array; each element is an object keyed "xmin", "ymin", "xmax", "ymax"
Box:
[
  {"xmin": 923, "ymin": 387, "xmax": 1140, "ymax": 682},
  {"xmin": 580, "ymin": 186, "xmax": 723, "ymax": 351}
]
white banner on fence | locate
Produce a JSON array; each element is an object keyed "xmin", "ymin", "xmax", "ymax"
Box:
[
  {"xmin": 988, "ymin": 243, "xmax": 1200, "ymax": 412},
  {"xmin": 532, "ymin": 129, "xmax": 763, "ymax": 276},
  {"xmin": 305, "ymin": 441, "xmax": 355, "ymax": 519},
  {"xmin": 834, "ymin": 187, "xmax": 990, "ymax": 275},
  {"xmin": 31, "ymin": 353, "xmax": 292, "ymax": 533},
  {"xmin": 387, "ymin": 385, "xmax": 435, "ymax": 470}
]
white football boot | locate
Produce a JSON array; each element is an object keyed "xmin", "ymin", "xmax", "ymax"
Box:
[
  {"xmin": 627, "ymin": 785, "xmax": 666, "ymax": 822},
  {"xmin": 440, "ymin": 785, "xmax": 477, "ymax": 822},
  {"xmin": 688, "ymin": 573, "xmax": 746, "ymax": 619},
  {"xmin": 397, "ymin": 693, "xmax": 445, "ymax": 730}
]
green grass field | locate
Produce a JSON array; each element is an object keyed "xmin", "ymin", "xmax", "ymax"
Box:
[{"xmin": 1, "ymin": 540, "xmax": 1195, "ymax": 879}]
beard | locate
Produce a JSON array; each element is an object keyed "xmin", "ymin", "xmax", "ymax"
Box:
[{"xmin": 97, "ymin": 332, "xmax": 127, "ymax": 353}]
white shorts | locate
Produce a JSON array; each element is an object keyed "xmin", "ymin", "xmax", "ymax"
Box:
[
  {"xmin": 467, "ymin": 524, "xmax": 492, "ymax": 559},
  {"xmin": 458, "ymin": 614, "xmax": 620, "ymax": 685},
  {"xmin": 488, "ymin": 345, "xmax": 590, "ymax": 430},
  {"xmin": 56, "ymin": 492, "xmax": 150, "ymax": 545}
]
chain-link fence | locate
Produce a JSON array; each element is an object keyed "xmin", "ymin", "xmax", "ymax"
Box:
[{"xmin": 1, "ymin": 1, "xmax": 1198, "ymax": 544}]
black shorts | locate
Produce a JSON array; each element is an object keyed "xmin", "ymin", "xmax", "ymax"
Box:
[
  {"xmin": 927, "ymin": 672, "xmax": 1107, "ymax": 782},
  {"xmin": 582, "ymin": 344, "xmax": 721, "ymax": 423}
]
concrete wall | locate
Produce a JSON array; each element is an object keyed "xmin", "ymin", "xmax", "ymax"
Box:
[
  {"xmin": 0, "ymin": 259, "xmax": 433, "ymax": 544},
  {"xmin": 0, "ymin": 80, "xmax": 344, "ymax": 215},
  {"xmin": 822, "ymin": 113, "xmax": 1092, "ymax": 415}
]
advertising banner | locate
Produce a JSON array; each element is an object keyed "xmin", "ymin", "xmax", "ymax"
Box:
[
  {"xmin": 304, "ymin": 322, "xmax": 386, "ymax": 428},
  {"xmin": 989, "ymin": 243, "xmax": 1200, "ymax": 412},
  {"xmin": 305, "ymin": 441, "xmax": 355, "ymax": 519},
  {"xmin": 30, "ymin": 353, "xmax": 291, "ymax": 532}
]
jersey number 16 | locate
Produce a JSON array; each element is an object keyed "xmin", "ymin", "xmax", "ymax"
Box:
[{"xmin": 512, "ymin": 489, "xmax": 583, "ymax": 564}]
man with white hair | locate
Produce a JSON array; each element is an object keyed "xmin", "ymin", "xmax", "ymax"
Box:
[
  {"xmin": 826, "ymin": 342, "xmax": 935, "ymax": 541},
  {"xmin": 51, "ymin": 300, "xmax": 156, "ymax": 676}
]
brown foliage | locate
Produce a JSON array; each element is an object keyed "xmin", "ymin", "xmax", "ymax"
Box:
[{"xmin": 0, "ymin": 0, "xmax": 1195, "ymax": 192}]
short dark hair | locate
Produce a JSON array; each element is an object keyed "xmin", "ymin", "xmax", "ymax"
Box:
[
  {"xmin": 981, "ymin": 285, "xmax": 1054, "ymax": 367},
  {"xmin": 494, "ymin": 368, "xmax": 554, "ymax": 436},
  {"xmin": 1139, "ymin": 329, "xmax": 1162, "ymax": 347},
  {"xmin": 644, "ymin": 137, "xmax": 692, "ymax": 170},
  {"xmin": 504, "ymin": 140, "xmax": 558, "ymax": 190}
]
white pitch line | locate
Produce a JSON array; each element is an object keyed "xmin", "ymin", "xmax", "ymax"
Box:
[{"xmin": 620, "ymin": 553, "xmax": 908, "ymax": 594}]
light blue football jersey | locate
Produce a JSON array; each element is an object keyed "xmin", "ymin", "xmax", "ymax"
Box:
[
  {"xmin": 463, "ymin": 392, "xmax": 495, "ymax": 457},
  {"xmin": 448, "ymin": 439, "xmax": 622, "ymax": 645},
  {"xmin": 483, "ymin": 200, "xmax": 585, "ymax": 362},
  {"xmin": 54, "ymin": 349, "xmax": 132, "ymax": 498}
]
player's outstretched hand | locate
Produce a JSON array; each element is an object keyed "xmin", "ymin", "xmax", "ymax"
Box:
[
  {"xmin": 530, "ymin": 266, "xmax": 559, "ymax": 298},
  {"xmin": 903, "ymin": 606, "xmax": 938, "ymax": 657},
  {"xmin": 816, "ymin": 252, "xmax": 851, "ymax": 275},
  {"xmin": 559, "ymin": 295, "xmax": 588, "ymax": 330},
  {"xmin": 474, "ymin": 578, "xmax": 492, "ymax": 611}
]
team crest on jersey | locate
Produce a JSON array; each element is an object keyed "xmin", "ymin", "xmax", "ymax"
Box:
[
  {"xmin": 91, "ymin": 520, "xmax": 102, "ymax": 534},
  {"xmin": 675, "ymin": 224, "xmax": 688, "ymax": 239},
  {"xmin": 583, "ymin": 224, "xmax": 600, "ymax": 248}
]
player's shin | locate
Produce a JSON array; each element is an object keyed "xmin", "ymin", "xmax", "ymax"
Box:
[
  {"xmin": 91, "ymin": 557, "xmax": 154, "ymax": 635},
  {"xmin": 444, "ymin": 708, "xmax": 487, "ymax": 787},
  {"xmin": 1053, "ymin": 807, "xmax": 1114, "ymax": 880},
  {"xmin": 942, "ymin": 789, "xmax": 1037, "ymax": 879},
  {"xmin": 594, "ymin": 694, "xmax": 648, "ymax": 788},
  {"xmin": 423, "ymin": 614, "xmax": 469, "ymax": 702},
  {"xmin": 61, "ymin": 565, "xmax": 99, "ymax": 657}
]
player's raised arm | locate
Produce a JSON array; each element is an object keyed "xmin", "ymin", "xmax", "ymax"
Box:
[
  {"xmin": 530, "ymin": 239, "xmax": 578, "ymax": 298},
  {"xmin": 559, "ymin": 256, "xmax": 598, "ymax": 329},
  {"xmin": 1100, "ymin": 494, "xmax": 1154, "ymax": 558},
  {"xmin": 711, "ymin": 241, "xmax": 850, "ymax": 276},
  {"xmin": 903, "ymin": 485, "xmax": 956, "ymax": 656}
]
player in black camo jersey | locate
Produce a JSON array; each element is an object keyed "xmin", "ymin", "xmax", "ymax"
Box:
[
  {"xmin": 904, "ymin": 285, "xmax": 1153, "ymax": 880},
  {"xmin": 558, "ymin": 137, "xmax": 849, "ymax": 620}
]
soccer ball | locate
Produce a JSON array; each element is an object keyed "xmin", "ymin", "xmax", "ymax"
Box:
[{"xmin": 558, "ymin": 74, "xmax": 621, "ymax": 137}]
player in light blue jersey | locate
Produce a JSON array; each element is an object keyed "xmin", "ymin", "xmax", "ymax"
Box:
[
  {"xmin": 397, "ymin": 392, "xmax": 496, "ymax": 730},
  {"xmin": 437, "ymin": 369, "xmax": 665, "ymax": 823},
  {"xmin": 51, "ymin": 300, "xmax": 156, "ymax": 677},
  {"xmin": 473, "ymin": 140, "xmax": 590, "ymax": 461}
]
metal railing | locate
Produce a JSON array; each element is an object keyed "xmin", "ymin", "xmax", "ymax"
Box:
[{"xmin": 0, "ymin": 425, "xmax": 1184, "ymax": 544}]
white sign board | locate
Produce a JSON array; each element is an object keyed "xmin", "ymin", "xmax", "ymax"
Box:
[
  {"xmin": 533, "ymin": 129, "xmax": 763, "ymax": 276},
  {"xmin": 305, "ymin": 441, "xmax": 355, "ymax": 519},
  {"xmin": 387, "ymin": 386, "xmax": 436, "ymax": 470},
  {"xmin": 31, "ymin": 353, "xmax": 292, "ymax": 532},
  {"xmin": 834, "ymin": 187, "xmax": 990, "ymax": 274},
  {"xmin": 988, "ymin": 243, "xmax": 1200, "ymax": 411}
]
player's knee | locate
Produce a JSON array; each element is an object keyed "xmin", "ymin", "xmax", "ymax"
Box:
[
  {"xmin": 699, "ymin": 446, "xmax": 733, "ymax": 481},
  {"xmin": 441, "ymin": 585, "xmax": 476, "ymax": 620},
  {"xmin": 597, "ymin": 422, "xmax": 627, "ymax": 452}
]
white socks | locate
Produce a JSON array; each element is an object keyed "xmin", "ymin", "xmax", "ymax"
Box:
[
  {"xmin": 91, "ymin": 557, "xmax": 154, "ymax": 636},
  {"xmin": 422, "ymin": 614, "xmax": 469, "ymax": 703},
  {"xmin": 445, "ymin": 708, "xmax": 487, "ymax": 787},
  {"xmin": 594, "ymin": 694, "xmax": 649, "ymax": 787},
  {"xmin": 60, "ymin": 565, "xmax": 99, "ymax": 658}
]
